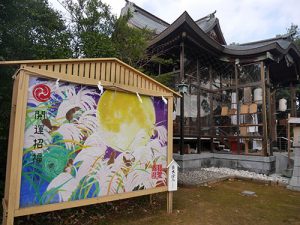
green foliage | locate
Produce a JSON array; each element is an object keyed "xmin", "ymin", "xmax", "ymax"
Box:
[
  {"xmin": 112, "ymin": 12, "xmax": 152, "ymax": 67},
  {"xmin": 150, "ymin": 55, "xmax": 174, "ymax": 66},
  {"xmin": 276, "ymin": 88, "xmax": 291, "ymax": 100},
  {"xmin": 63, "ymin": 0, "xmax": 117, "ymax": 57},
  {"xmin": 0, "ymin": 0, "xmax": 73, "ymax": 196},
  {"xmin": 0, "ymin": 0, "xmax": 73, "ymax": 140},
  {"xmin": 286, "ymin": 23, "xmax": 300, "ymax": 49},
  {"xmin": 150, "ymin": 72, "xmax": 177, "ymax": 88},
  {"xmin": 0, "ymin": 0, "xmax": 72, "ymax": 60}
]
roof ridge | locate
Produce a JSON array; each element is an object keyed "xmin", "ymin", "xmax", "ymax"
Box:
[
  {"xmin": 148, "ymin": 11, "xmax": 225, "ymax": 51},
  {"xmin": 239, "ymin": 33, "xmax": 294, "ymax": 46},
  {"xmin": 195, "ymin": 10, "xmax": 217, "ymax": 23},
  {"xmin": 125, "ymin": 0, "xmax": 170, "ymax": 26}
]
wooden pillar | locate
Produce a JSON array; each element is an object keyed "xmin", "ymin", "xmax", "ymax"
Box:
[
  {"xmin": 271, "ymin": 90, "xmax": 277, "ymax": 142},
  {"xmin": 2, "ymin": 76, "xmax": 18, "ymax": 225},
  {"xmin": 149, "ymin": 194, "xmax": 153, "ymax": 205},
  {"xmin": 235, "ymin": 61, "xmax": 240, "ymax": 154},
  {"xmin": 287, "ymin": 114, "xmax": 291, "ymax": 168},
  {"xmin": 197, "ymin": 58, "xmax": 201, "ymax": 153},
  {"xmin": 158, "ymin": 63, "xmax": 161, "ymax": 75},
  {"xmin": 261, "ymin": 61, "xmax": 268, "ymax": 156},
  {"xmin": 167, "ymin": 191, "xmax": 173, "ymax": 214},
  {"xmin": 3, "ymin": 70, "xmax": 29, "ymax": 225},
  {"xmin": 290, "ymin": 84, "xmax": 296, "ymax": 117},
  {"xmin": 266, "ymin": 65, "xmax": 273, "ymax": 155},
  {"xmin": 209, "ymin": 65, "xmax": 214, "ymax": 152},
  {"xmin": 179, "ymin": 39, "xmax": 185, "ymax": 155},
  {"xmin": 167, "ymin": 96, "xmax": 174, "ymax": 213}
]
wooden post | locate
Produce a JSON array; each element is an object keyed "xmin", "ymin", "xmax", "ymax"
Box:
[
  {"xmin": 261, "ymin": 61, "xmax": 268, "ymax": 156},
  {"xmin": 271, "ymin": 90, "xmax": 277, "ymax": 142},
  {"xmin": 266, "ymin": 66, "xmax": 273, "ymax": 155},
  {"xmin": 167, "ymin": 191, "xmax": 173, "ymax": 214},
  {"xmin": 179, "ymin": 39, "xmax": 185, "ymax": 155},
  {"xmin": 288, "ymin": 113, "xmax": 291, "ymax": 168},
  {"xmin": 158, "ymin": 63, "xmax": 161, "ymax": 76},
  {"xmin": 2, "ymin": 76, "xmax": 19, "ymax": 225},
  {"xmin": 167, "ymin": 96, "xmax": 174, "ymax": 213},
  {"xmin": 149, "ymin": 194, "xmax": 153, "ymax": 205},
  {"xmin": 290, "ymin": 84, "xmax": 296, "ymax": 117},
  {"xmin": 3, "ymin": 70, "xmax": 28, "ymax": 225},
  {"xmin": 235, "ymin": 61, "xmax": 240, "ymax": 154},
  {"xmin": 209, "ymin": 65, "xmax": 214, "ymax": 152},
  {"xmin": 197, "ymin": 58, "xmax": 201, "ymax": 153}
]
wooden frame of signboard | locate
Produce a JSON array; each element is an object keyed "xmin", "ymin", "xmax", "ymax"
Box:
[{"xmin": 1, "ymin": 58, "xmax": 180, "ymax": 225}]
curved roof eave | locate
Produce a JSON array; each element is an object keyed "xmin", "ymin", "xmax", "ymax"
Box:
[
  {"xmin": 223, "ymin": 42, "xmax": 280, "ymax": 56},
  {"xmin": 148, "ymin": 11, "xmax": 225, "ymax": 52},
  {"xmin": 147, "ymin": 11, "xmax": 300, "ymax": 62},
  {"xmin": 223, "ymin": 42, "xmax": 300, "ymax": 59}
]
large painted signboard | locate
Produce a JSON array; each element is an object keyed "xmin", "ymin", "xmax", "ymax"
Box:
[{"xmin": 20, "ymin": 76, "xmax": 168, "ymax": 207}]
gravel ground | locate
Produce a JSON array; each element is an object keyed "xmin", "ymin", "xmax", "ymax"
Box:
[
  {"xmin": 178, "ymin": 169, "xmax": 230, "ymax": 186},
  {"xmin": 179, "ymin": 167, "xmax": 289, "ymax": 186}
]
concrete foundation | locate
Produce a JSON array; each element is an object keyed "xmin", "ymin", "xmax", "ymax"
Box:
[
  {"xmin": 174, "ymin": 153, "xmax": 276, "ymax": 175},
  {"xmin": 274, "ymin": 152, "xmax": 294, "ymax": 177},
  {"xmin": 288, "ymin": 147, "xmax": 300, "ymax": 191}
]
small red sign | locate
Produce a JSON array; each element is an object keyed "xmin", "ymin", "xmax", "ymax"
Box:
[
  {"xmin": 33, "ymin": 84, "xmax": 51, "ymax": 102},
  {"xmin": 151, "ymin": 163, "xmax": 162, "ymax": 179}
]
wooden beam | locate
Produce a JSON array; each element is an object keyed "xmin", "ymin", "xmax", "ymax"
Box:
[
  {"xmin": 0, "ymin": 58, "xmax": 119, "ymax": 65},
  {"xmin": 191, "ymin": 81, "xmax": 262, "ymax": 94},
  {"xmin": 219, "ymin": 52, "xmax": 277, "ymax": 64},
  {"xmin": 213, "ymin": 81, "xmax": 262, "ymax": 92},
  {"xmin": 14, "ymin": 187, "xmax": 167, "ymax": 217}
]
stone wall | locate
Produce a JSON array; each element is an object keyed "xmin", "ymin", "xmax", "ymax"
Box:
[{"xmin": 174, "ymin": 153, "xmax": 276, "ymax": 175}]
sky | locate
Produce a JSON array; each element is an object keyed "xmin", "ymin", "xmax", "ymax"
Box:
[{"xmin": 48, "ymin": 0, "xmax": 300, "ymax": 44}]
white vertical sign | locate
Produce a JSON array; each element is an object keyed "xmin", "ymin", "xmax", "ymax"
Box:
[{"xmin": 168, "ymin": 159, "xmax": 179, "ymax": 191}]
